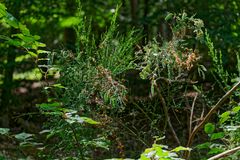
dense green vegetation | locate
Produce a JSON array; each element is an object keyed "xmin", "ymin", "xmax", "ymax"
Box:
[{"xmin": 0, "ymin": 0, "xmax": 240, "ymax": 159}]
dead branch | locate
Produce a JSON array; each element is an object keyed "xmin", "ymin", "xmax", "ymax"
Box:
[
  {"xmin": 189, "ymin": 94, "xmax": 198, "ymax": 136},
  {"xmin": 156, "ymin": 85, "xmax": 181, "ymax": 145},
  {"xmin": 184, "ymin": 80, "xmax": 240, "ymax": 159},
  {"xmin": 208, "ymin": 146, "xmax": 240, "ymax": 160}
]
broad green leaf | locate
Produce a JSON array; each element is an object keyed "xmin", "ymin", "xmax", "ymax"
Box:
[
  {"xmin": 60, "ymin": 17, "xmax": 81, "ymax": 27},
  {"xmin": 33, "ymin": 35, "xmax": 41, "ymax": 40},
  {"xmin": 52, "ymin": 83, "xmax": 66, "ymax": 89},
  {"xmin": 81, "ymin": 117, "xmax": 100, "ymax": 125},
  {"xmin": 193, "ymin": 85, "xmax": 201, "ymax": 93},
  {"xmin": 19, "ymin": 141, "xmax": 42, "ymax": 147},
  {"xmin": 204, "ymin": 123, "xmax": 215, "ymax": 134},
  {"xmin": 0, "ymin": 3, "xmax": 6, "ymax": 11},
  {"xmin": 219, "ymin": 111, "xmax": 230, "ymax": 124},
  {"xmin": 208, "ymin": 147, "xmax": 224, "ymax": 155},
  {"xmin": 140, "ymin": 64, "xmax": 151, "ymax": 79},
  {"xmin": 37, "ymin": 50, "xmax": 50, "ymax": 54},
  {"xmin": 15, "ymin": 54, "xmax": 31, "ymax": 62},
  {"xmin": 37, "ymin": 102, "xmax": 61, "ymax": 111},
  {"xmin": 210, "ymin": 132, "xmax": 225, "ymax": 140},
  {"xmin": 165, "ymin": 13, "xmax": 174, "ymax": 21},
  {"xmin": 12, "ymin": 33, "xmax": 34, "ymax": 43},
  {"xmin": 171, "ymin": 146, "xmax": 191, "ymax": 152},
  {"xmin": 232, "ymin": 106, "xmax": 240, "ymax": 113},
  {"xmin": 19, "ymin": 24, "xmax": 30, "ymax": 36},
  {"xmin": 7, "ymin": 39, "xmax": 22, "ymax": 47},
  {"xmin": 196, "ymin": 142, "xmax": 211, "ymax": 149},
  {"xmin": 5, "ymin": 13, "xmax": 19, "ymax": 28},
  {"xmin": 15, "ymin": 132, "xmax": 33, "ymax": 141},
  {"xmin": 27, "ymin": 51, "xmax": 38, "ymax": 57},
  {"xmin": 36, "ymin": 42, "xmax": 46, "ymax": 47},
  {"xmin": 139, "ymin": 155, "xmax": 150, "ymax": 160},
  {"xmin": 0, "ymin": 3, "xmax": 7, "ymax": 17},
  {"xmin": 0, "ymin": 128, "xmax": 10, "ymax": 135},
  {"xmin": 39, "ymin": 102, "xmax": 61, "ymax": 108}
]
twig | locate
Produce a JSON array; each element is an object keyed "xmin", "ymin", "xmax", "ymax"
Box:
[
  {"xmin": 189, "ymin": 94, "xmax": 198, "ymax": 136},
  {"xmin": 117, "ymin": 118, "xmax": 149, "ymax": 147},
  {"xmin": 208, "ymin": 146, "xmax": 240, "ymax": 160},
  {"xmin": 68, "ymin": 124, "xmax": 85, "ymax": 159},
  {"xmin": 156, "ymin": 85, "xmax": 181, "ymax": 146},
  {"xmin": 184, "ymin": 81, "xmax": 240, "ymax": 159},
  {"xmin": 158, "ymin": 77, "xmax": 198, "ymax": 84}
]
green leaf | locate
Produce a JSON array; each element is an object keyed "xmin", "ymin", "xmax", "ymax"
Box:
[
  {"xmin": 7, "ymin": 39, "xmax": 22, "ymax": 47},
  {"xmin": 37, "ymin": 102, "xmax": 61, "ymax": 111},
  {"xmin": 140, "ymin": 154, "xmax": 150, "ymax": 160},
  {"xmin": 196, "ymin": 142, "xmax": 211, "ymax": 149},
  {"xmin": 0, "ymin": 128, "xmax": 10, "ymax": 135},
  {"xmin": 15, "ymin": 132, "xmax": 33, "ymax": 141},
  {"xmin": 27, "ymin": 51, "xmax": 38, "ymax": 57},
  {"xmin": 208, "ymin": 147, "xmax": 224, "ymax": 155},
  {"xmin": 0, "ymin": 3, "xmax": 7, "ymax": 17},
  {"xmin": 219, "ymin": 111, "xmax": 230, "ymax": 124},
  {"xmin": 210, "ymin": 132, "xmax": 225, "ymax": 140},
  {"xmin": 5, "ymin": 13, "xmax": 19, "ymax": 28},
  {"xmin": 19, "ymin": 24, "xmax": 30, "ymax": 36},
  {"xmin": 165, "ymin": 13, "xmax": 174, "ymax": 21},
  {"xmin": 36, "ymin": 42, "xmax": 46, "ymax": 48},
  {"xmin": 37, "ymin": 50, "xmax": 50, "ymax": 54},
  {"xmin": 81, "ymin": 117, "xmax": 100, "ymax": 125},
  {"xmin": 12, "ymin": 33, "xmax": 35, "ymax": 43},
  {"xmin": 60, "ymin": 17, "xmax": 81, "ymax": 27},
  {"xmin": 39, "ymin": 102, "xmax": 61, "ymax": 108},
  {"xmin": 140, "ymin": 64, "xmax": 151, "ymax": 79},
  {"xmin": 0, "ymin": 3, "xmax": 6, "ymax": 11},
  {"xmin": 193, "ymin": 85, "xmax": 201, "ymax": 93},
  {"xmin": 171, "ymin": 146, "xmax": 191, "ymax": 152},
  {"xmin": 151, "ymin": 82, "xmax": 155, "ymax": 97},
  {"xmin": 19, "ymin": 141, "xmax": 42, "ymax": 147},
  {"xmin": 33, "ymin": 35, "xmax": 41, "ymax": 40},
  {"xmin": 232, "ymin": 106, "xmax": 240, "ymax": 113},
  {"xmin": 52, "ymin": 83, "xmax": 66, "ymax": 89},
  {"xmin": 204, "ymin": 123, "xmax": 215, "ymax": 134}
]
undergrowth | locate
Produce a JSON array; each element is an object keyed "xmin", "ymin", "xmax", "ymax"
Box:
[
  {"xmin": 1, "ymin": 1, "xmax": 238, "ymax": 160},
  {"xmin": 38, "ymin": 6, "xmax": 240, "ymax": 160}
]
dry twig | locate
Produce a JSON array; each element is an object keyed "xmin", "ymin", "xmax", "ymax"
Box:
[
  {"xmin": 184, "ymin": 81, "xmax": 240, "ymax": 159},
  {"xmin": 189, "ymin": 94, "xmax": 198, "ymax": 136},
  {"xmin": 156, "ymin": 85, "xmax": 181, "ymax": 145},
  {"xmin": 208, "ymin": 146, "xmax": 240, "ymax": 160}
]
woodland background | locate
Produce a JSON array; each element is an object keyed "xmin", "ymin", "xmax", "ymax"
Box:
[{"xmin": 0, "ymin": 0, "xmax": 240, "ymax": 160}]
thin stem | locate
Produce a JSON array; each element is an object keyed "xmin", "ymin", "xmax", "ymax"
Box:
[
  {"xmin": 189, "ymin": 94, "xmax": 198, "ymax": 136},
  {"xmin": 68, "ymin": 124, "xmax": 85, "ymax": 159},
  {"xmin": 208, "ymin": 146, "xmax": 240, "ymax": 160},
  {"xmin": 184, "ymin": 81, "xmax": 240, "ymax": 159},
  {"xmin": 156, "ymin": 84, "xmax": 181, "ymax": 146}
]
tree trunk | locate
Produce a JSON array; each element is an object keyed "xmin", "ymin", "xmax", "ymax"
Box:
[{"xmin": 130, "ymin": 0, "xmax": 138, "ymax": 25}]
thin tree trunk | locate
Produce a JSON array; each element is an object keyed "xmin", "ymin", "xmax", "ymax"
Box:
[
  {"xmin": 130, "ymin": 0, "xmax": 138, "ymax": 25},
  {"xmin": 143, "ymin": 0, "xmax": 149, "ymax": 44}
]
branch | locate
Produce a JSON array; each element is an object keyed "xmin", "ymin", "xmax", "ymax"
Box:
[
  {"xmin": 189, "ymin": 94, "xmax": 198, "ymax": 136},
  {"xmin": 156, "ymin": 85, "xmax": 181, "ymax": 145},
  {"xmin": 158, "ymin": 77, "xmax": 198, "ymax": 84},
  {"xmin": 208, "ymin": 146, "xmax": 240, "ymax": 160},
  {"xmin": 184, "ymin": 80, "xmax": 240, "ymax": 159}
]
